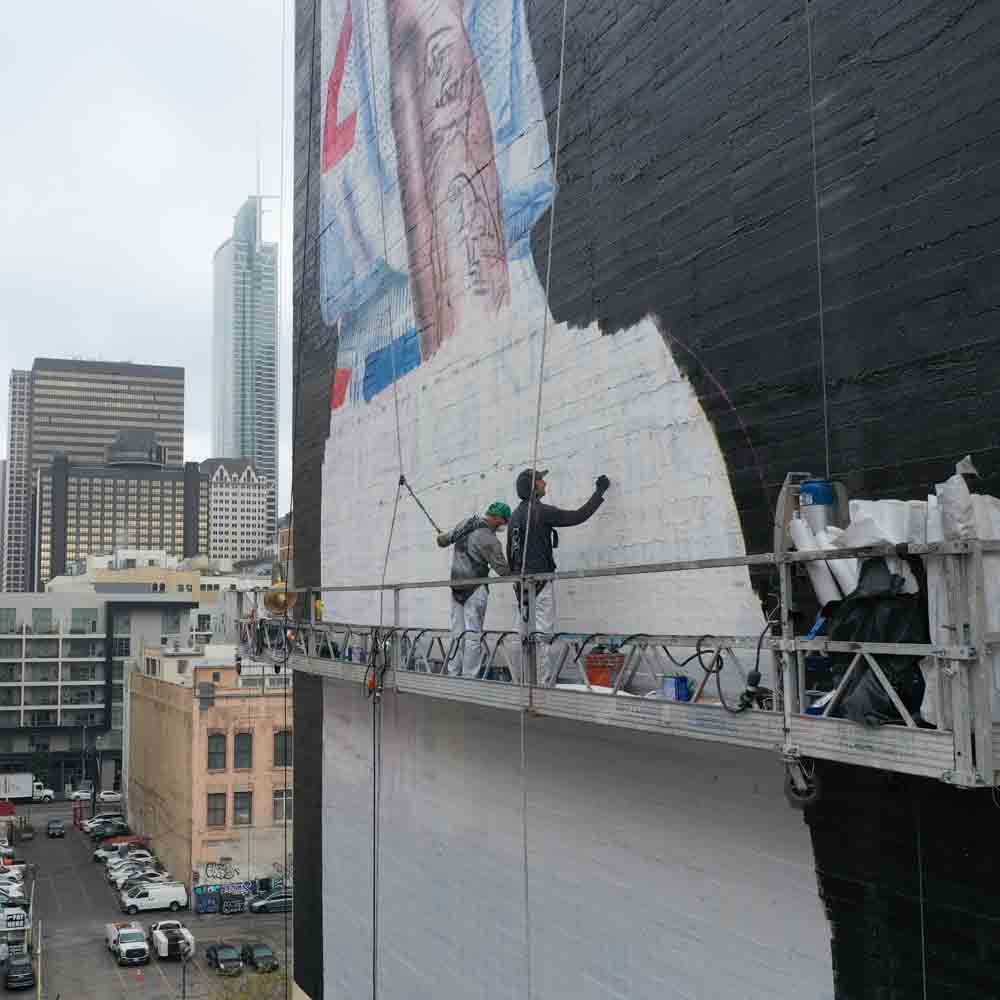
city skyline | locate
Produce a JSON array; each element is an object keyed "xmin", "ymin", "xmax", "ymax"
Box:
[{"xmin": 0, "ymin": 1, "xmax": 294, "ymax": 515}]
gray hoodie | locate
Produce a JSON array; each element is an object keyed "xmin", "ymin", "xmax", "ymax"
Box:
[{"xmin": 438, "ymin": 516, "xmax": 510, "ymax": 601}]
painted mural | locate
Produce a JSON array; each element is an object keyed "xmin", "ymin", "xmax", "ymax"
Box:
[{"xmin": 317, "ymin": 0, "xmax": 765, "ymax": 644}]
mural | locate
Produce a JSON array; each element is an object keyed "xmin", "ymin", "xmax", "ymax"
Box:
[{"xmin": 317, "ymin": 0, "xmax": 765, "ymax": 643}]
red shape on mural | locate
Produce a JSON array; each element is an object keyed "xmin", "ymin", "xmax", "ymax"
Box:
[
  {"xmin": 331, "ymin": 368, "xmax": 352, "ymax": 410},
  {"xmin": 322, "ymin": 6, "xmax": 358, "ymax": 172}
]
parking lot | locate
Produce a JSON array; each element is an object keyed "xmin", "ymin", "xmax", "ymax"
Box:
[{"xmin": 20, "ymin": 803, "xmax": 294, "ymax": 999}]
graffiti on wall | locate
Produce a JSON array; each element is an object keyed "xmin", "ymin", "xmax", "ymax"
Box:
[
  {"xmin": 317, "ymin": 0, "xmax": 764, "ymax": 643},
  {"xmin": 204, "ymin": 861, "xmax": 241, "ymax": 881}
]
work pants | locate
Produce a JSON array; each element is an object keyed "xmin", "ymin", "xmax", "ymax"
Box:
[
  {"xmin": 513, "ymin": 582, "xmax": 556, "ymax": 685},
  {"xmin": 449, "ymin": 586, "xmax": 489, "ymax": 678}
]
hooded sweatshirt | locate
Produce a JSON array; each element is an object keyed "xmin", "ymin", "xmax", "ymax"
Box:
[{"xmin": 438, "ymin": 516, "xmax": 510, "ymax": 601}]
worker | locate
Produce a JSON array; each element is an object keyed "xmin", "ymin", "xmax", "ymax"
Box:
[
  {"xmin": 437, "ymin": 501, "xmax": 512, "ymax": 677},
  {"xmin": 507, "ymin": 469, "xmax": 610, "ymax": 684}
]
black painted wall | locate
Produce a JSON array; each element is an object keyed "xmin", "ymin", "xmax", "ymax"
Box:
[
  {"xmin": 527, "ymin": 0, "xmax": 1000, "ymax": 563},
  {"xmin": 805, "ymin": 762, "xmax": 1000, "ymax": 999}
]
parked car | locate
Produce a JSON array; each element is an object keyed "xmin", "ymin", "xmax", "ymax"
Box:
[
  {"xmin": 82, "ymin": 812, "xmax": 123, "ymax": 832},
  {"xmin": 111, "ymin": 866, "xmax": 163, "ymax": 890},
  {"xmin": 95, "ymin": 839, "xmax": 149, "ymax": 863},
  {"xmin": 98, "ymin": 789, "xmax": 122, "ymax": 804},
  {"xmin": 249, "ymin": 890, "xmax": 293, "ymax": 914},
  {"xmin": 205, "ymin": 942, "xmax": 243, "ymax": 976},
  {"xmin": 122, "ymin": 872, "xmax": 173, "ymax": 893},
  {"xmin": 91, "ymin": 822, "xmax": 130, "ymax": 843},
  {"xmin": 241, "ymin": 942, "xmax": 279, "ymax": 973},
  {"xmin": 68, "ymin": 788, "xmax": 93, "ymax": 801},
  {"xmin": 4, "ymin": 954, "xmax": 35, "ymax": 990},
  {"xmin": 46, "ymin": 819, "xmax": 66, "ymax": 838},
  {"xmin": 0, "ymin": 873, "xmax": 24, "ymax": 890},
  {"xmin": 121, "ymin": 882, "xmax": 188, "ymax": 915},
  {"xmin": 106, "ymin": 850, "xmax": 155, "ymax": 871}
]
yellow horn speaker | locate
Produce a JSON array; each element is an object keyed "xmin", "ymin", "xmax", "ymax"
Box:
[{"xmin": 263, "ymin": 584, "xmax": 298, "ymax": 616}]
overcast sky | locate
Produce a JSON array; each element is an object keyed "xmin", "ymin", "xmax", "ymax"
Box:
[{"xmin": 0, "ymin": 0, "xmax": 294, "ymax": 512}]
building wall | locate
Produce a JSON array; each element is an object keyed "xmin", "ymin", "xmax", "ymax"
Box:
[
  {"xmin": 293, "ymin": 0, "xmax": 1000, "ymax": 996},
  {"xmin": 128, "ymin": 672, "xmax": 194, "ymax": 887},
  {"xmin": 203, "ymin": 461, "xmax": 273, "ymax": 563},
  {"xmin": 190, "ymin": 664, "xmax": 293, "ymax": 884}
]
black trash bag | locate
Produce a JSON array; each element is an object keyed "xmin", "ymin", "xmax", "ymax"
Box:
[{"xmin": 826, "ymin": 558, "xmax": 929, "ymax": 726}]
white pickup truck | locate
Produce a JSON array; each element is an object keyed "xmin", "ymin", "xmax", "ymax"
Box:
[
  {"xmin": 105, "ymin": 921, "xmax": 150, "ymax": 965},
  {"xmin": 149, "ymin": 920, "xmax": 195, "ymax": 960}
]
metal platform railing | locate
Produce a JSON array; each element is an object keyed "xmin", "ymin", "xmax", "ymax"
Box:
[{"xmin": 234, "ymin": 527, "xmax": 999, "ymax": 795}]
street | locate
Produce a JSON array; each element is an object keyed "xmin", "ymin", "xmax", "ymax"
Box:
[{"xmin": 19, "ymin": 802, "xmax": 294, "ymax": 999}]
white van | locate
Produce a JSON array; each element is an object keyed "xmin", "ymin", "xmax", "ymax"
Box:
[{"xmin": 120, "ymin": 882, "xmax": 188, "ymax": 915}]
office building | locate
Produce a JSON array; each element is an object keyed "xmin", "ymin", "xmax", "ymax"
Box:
[
  {"xmin": 35, "ymin": 430, "xmax": 207, "ymax": 589},
  {"xmin": 2, "ymin": 371, "xmax": 32, "ymax": 593},
  {"xmin": 212, "ymin": 198, "xmax": 278, "ymax": 531},
  {"xmin": 29, "ymin": 358, "xmax": 185, "ymax": 473},
  {"xmin": 0, "ymin": 591, "xmax": 196, "ymax": 794},
  {"xmin": 201, "ymin": 459, "xmax": 273, "ymax": 563},
  {"xmin": 0, "ymin": 459, "xmax": 6, "ymax": 589},
  {"xmin": 129, "ymin": 650, "xmax": 292, "ymax": 899},
  {"xmin": 3, "ymin": 359, "xmax": 185, "ymax": 593}
]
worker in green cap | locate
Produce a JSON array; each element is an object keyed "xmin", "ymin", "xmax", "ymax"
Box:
[{"xmin": 437, "ymin": 501, "xmax": 512, "ymax": 677}]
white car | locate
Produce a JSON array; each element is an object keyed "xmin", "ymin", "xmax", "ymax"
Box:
[
  {"xmin": 106, "ymin": 852, "xmax": 155, "ymax": 873},
  {"xmin": 98, "ymin": 790, "xmax": 122, "ymax": 804},
  {"xmin": 111, "ymin": 867, "xmax": 162, "ymax": 890},
  {"xmin": 68, "ymin": 788, "xmax": 92, "ymax": 801},
  {"xmin": 83, "ymin": 812, "xmax": 123, "ymax": 833}
]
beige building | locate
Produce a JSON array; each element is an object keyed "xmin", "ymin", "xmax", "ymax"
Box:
[{"xmin": 128, "ymin": 647, "xmax": 292, "ymax": 890}]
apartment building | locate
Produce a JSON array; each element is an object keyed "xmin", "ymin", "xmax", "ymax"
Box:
[
  {"xmin": 2, "ymin": 372, "xmax": 31, "ymax": 593},
  {"xmin": 0, "ymin": 592, "xmax": 196, "ymax": 793},
  {"xmin": 128, "ymin": 651, "xmax": 292, "ymax": 891}
]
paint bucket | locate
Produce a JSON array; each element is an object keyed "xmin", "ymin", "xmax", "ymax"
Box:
[
  {"xmin": 799, "ymin": 479, "xmax": 836, "ymax": 533},
  {"xmin": 661, "ymin": 675, "xmax": 692, "ymax": 701}
]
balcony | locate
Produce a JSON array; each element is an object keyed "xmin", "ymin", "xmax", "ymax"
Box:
[
  {"xmin": 26, "ymin": 640, "xmax": 59, "ymax": 660},
  {"xmin": 64, "ymin": 638, "xmax": 106, "ymax": 659},
  {"xmin": 61, "ymin": 665, "xmax": 104, "ymax": 684},
  {"xmin": 0, "ymin": 711, "xmax": 22, "ymax": 728},
  {"xmin": 24, "ymin": 689, "xmax": 59, "ymax": 707},
  {"xmin": 25, "ymin": 667, "xmax": 59, "ymax": 684},
  {"xmin": 0, "ymin": 692, "xmax": 22, "ymax": 708},
  {"xmin": 60, "ymin": 689, "xmax": 104, "ymax": 707},
  {"xmin": 60, "ymin": 709, "xmax": 104, "ymax": 727},
  {"xmin": 25, "ymin": 711, "xmax": 58, "ymax": 728},
  {"xmin": 0, "ymin": 668, "xmax": 21, "ymax": 685},
  {"xmin": 0, "ymin": 641, "xmax": 22, "ymax": 660}
]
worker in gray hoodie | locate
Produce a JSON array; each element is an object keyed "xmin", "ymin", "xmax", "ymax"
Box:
[{"xmin": 437, "ymin": 501, "xmax": 512, "ymax": 677}]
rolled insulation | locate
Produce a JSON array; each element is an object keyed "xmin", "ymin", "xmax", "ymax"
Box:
[
  {"xmin": 789, "ymin": 516, "xmax": 842, "ymax": 606},
  {"xmin": 815, "ymin": 526, "xmax": 859, "ymax": 596}
]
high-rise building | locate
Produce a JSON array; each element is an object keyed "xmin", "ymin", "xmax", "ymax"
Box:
[
  {"xmin": 0, "ymin": 459, "xmax": 7, "ymax": 583},
  {"xmin": 212, "ymin": 198, "xmax": 278, "ymax": 529},
  {"xmin": 200, "ymin": 459, "xmax": 273, "ymax": 563},
  {"xmin": 2, "ymin": 371, "xmax": 32, "ymax": 592},
  {"xmin": 2, "ymin": 359, "xmax": 185, "ymax": 592},
  {"xmin": 30, "ymin": 357, "xmax": 185, "ymax": 473},
  {"xmin": 36, "ymin": 430, "xmax": 207, "ymax": 589}
]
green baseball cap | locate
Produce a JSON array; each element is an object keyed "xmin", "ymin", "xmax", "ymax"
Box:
[{"xmin": 486, "ymin": 501, "xmax": 511, "ymax": 520}]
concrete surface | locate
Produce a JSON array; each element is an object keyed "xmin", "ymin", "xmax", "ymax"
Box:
[{"xmin": 20, "ymin": 802, "xmax": 294, "ymax": 999}]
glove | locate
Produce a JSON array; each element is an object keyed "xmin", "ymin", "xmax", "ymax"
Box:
[{"xmin": 595, "ymin": 475, "xmax": 610, "ymax": 494}]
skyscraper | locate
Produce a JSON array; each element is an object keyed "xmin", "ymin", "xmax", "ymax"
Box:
[
  {"xmin": 2, "ymin": 360, "xmax": 185, "ymax": 591},
  {"xmin": 2, "ymin": 371, "xmax": 31, "ymax": 592},
  {"xmin": 212, "ymin": 198, "xmax": 278, "ymax": 530}
]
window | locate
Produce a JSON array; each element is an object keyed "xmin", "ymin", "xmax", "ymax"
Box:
[
  {"xmin": 197, "ymin": 614, "xmax": 212, "ymax": 633},
  {"xmin": 207, "ymin": 733, "xmax": 226, "ymax": 771},
  {"xmin": 32, "ymin": 608, "xmax": 53, "ymax": 634},
  {"xmin": 273, "ymin": 788, "xmax": 292, "ymax": 822},
  {"xmin": 177, "ymin": 660, "xmax": 188, "ymax": 675},
  {"xmin": 29, "ymin": 735, "xmax": 50, "ymax": 753},
  {"xmin": 206, "ymin": 793, "xmax": 226, "ymax": 827},
  {"xmin": 233, "ymin": 791, "xmax": 252, "ymax": 826},
  {"xmin": 70, "ymin": 608, "xmax": 98, "ymax": 634},
  {"xmin": 112, "ymin": 609, "xmax": 131, "ymax": 634},
  {"xmin": 212, "ymin": 672, "xmax": 221, "ymax": 683},
  {"xmin": 162, "ymin": 609, "xmax": 181, "ymax": 634},
  {"xmin": 112, "ymin": 637, "xmax": 130, "ymax": 657},
  {"xmin": 234, "ymin": 732, "xmax": 253, "ymax": 769},
  {"xmin": 273, "ymin": 730, "xmax": 292, "ymax": 768}
]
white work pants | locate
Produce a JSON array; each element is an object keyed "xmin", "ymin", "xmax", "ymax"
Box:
[
  {"xmin": 513, "ymin": 583, "xmax": 556, "ymax": 685},
  {"xmin": 449, "ymin": 586, "xmax": 489, "ymax": 678}
]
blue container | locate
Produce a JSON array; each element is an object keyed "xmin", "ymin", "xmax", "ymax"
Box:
[
  {"xmin": 662, "ymin": 675, "xmax": 692, "ymax": 701},
  {"xmin": 800, "ymin": 479, "xmax": 835, "ymax": 507}
]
